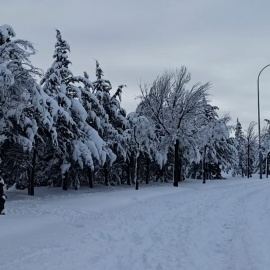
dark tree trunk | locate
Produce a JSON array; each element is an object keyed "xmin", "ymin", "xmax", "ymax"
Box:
[
  {"xmin": 135, "ymin": 180, "xmax": 139, "ymax": 190},
  {"xmin": 160, "ymin": 166, "xmax": 165, "ymax": 182},
  {"xmin": 265, "ymin": 153, "xmax": 269, "ymax": 178},
  {"xmin": 88, "ymin": 167, "xmax": 94, "ymax": 188},
  {"xmin": 135, "ymin": 152, "xmax": 141, "ymax": 190},
  {"xmin": 146, "ymin": 157, "xmax": 150, "ymax": 184},
  {"xmin": 0, "ymin": 152, "xmax": 2, "ymax": 177},
  {"xmin": 215, "ymin": 164, "xmax": 222, "ymax": 179},
  {"xmin": 27, "ymin": 167, "xmax": 31, "ymax": 192},
  {"xmin": 137, "ymin": 152, "xmax": 141, "ymax": 180},
  {"xmin": 28, "ymin": 147, "xmax": 36, "ymax": 196},
  {"xmin": 266, "ymin": 153, "xmax": 269, "ymax": 178},
  {"xmin": 62, "ymin": 171, "xmax": 68, "ymax": 191},
  {"xmin": 178, "ymin": 153, "xmax": 182, "ymax": 182},
  {"xmin": 202, "ymin": 146, "xmax": 207, "ymax": 184},
  {"xmin": 104, "ymin": 163, "xmax": 109, "ymax": 186},
  {"xmin": 247, "ymin": 141, "xmax": 250, "ymax": 178},
  {"xmin": 174, "ymin": 139, "xmax": 179, "ymax": 187},
  {"xmin": 0, "ymin": 182, "xmax": 5, "ymax": 214},
  {"xmin": 127, "ymin": 162, "xmax": 131, "ymax": 185}
]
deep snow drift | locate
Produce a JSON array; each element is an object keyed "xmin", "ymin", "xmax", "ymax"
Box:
[{"xmin": 1, "ymin": 176, "xmax": 270, "ymax": 270}]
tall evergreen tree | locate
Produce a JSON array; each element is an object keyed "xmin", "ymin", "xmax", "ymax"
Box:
[
  {"xmin": 41, "ymin": 30, "xmax": 107, "ymax": 189},
  {"xmin": 91, "ymin": 61, "xmax": 128, "ymax": 185},
  {"xmin": 234, "ymin": 118, "xmax": 246, "ymax": 176},
  {"xmin": 0, "ymin": 24, "xmax": 56, "ymax": 192}
]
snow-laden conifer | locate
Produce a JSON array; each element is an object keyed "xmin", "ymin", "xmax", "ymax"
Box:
[
  {"xmin": 0, "ymin": 24, "xmax": 56, "ymax": 191},
  {"xmin": 198, "ymin": 111, "xmax": 238, "ymax": 182},
  {"xmin": 91, "ymin": 61, "xmax": 128, "ymax": 185},
  {"xmin": 41, "ymin": 30, "xmax": 108, "ymax": 189},
  {"xmin": 234, "ymin": 118, "xmax": 247, "ymax": 176}
]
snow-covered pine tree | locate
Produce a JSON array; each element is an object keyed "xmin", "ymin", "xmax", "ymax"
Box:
[
  {"xmin": 0, "ymin": 24, "xmax": 56, "ymax": 193},
  {"xmin": 79, "ymin": 71, "xmax": 117, "ymax": 187},
  {"xmin": 189, "ymin": 96, "xmax": 238, "ymax": 182},
  {"xmin": 41, "ymin": 30, "xmax": 108, "ymax": 190},
  {"xmin": 40, "ymin": 29, "xmax": 74, "ymax": 189},
  {"xmin": 234, "ymin": 118, "xmax": 247, "ymax": 177},
  {"xmin": 235, "ymin": 118, "xmax": 244, "ymax": 138},
  {"xmin": 92, "ymin": 61, "xmax": 128, "ymax": 185},
  {"xmin": 108, "ymin": 84, "xmax": 131, "ymax": 184},
  {"xmin": 198, "ymin": 113, "xmax": 238, "ymax": 182},
  {"xmin": 93, "ymin": 61, "xmax": 128, "ymax": 145}
]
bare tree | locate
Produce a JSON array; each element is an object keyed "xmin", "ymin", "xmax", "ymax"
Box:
[{"xmin": 138, "ymin": 67, "xmax": 210, "ymax": 186}]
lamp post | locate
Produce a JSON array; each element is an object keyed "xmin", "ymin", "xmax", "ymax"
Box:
[{"xmin": 257, "ymin": 64, "xmax": 270, "ymax": 179}]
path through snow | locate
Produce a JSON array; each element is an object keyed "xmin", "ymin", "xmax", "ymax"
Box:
[{"xmin": 1, "ymin": 177, "xmax": 270, "ymax": 270}]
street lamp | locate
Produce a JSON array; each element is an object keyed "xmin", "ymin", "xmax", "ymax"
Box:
[{"xmin": 257, "ymin": 64, "xmax": 270, "ymax": 179}]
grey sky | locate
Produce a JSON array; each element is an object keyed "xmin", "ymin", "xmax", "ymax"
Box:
[{"xmin": 2, "ymin": 0, "xmax": 270, "ymax": 131}]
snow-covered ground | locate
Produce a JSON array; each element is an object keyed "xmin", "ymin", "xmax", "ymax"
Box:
[{"xmin": 1, "ymin": 176, "xmax": 270, "ymax": 270}]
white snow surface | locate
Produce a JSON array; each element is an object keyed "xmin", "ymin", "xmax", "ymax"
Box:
[{"xmin": 1, "ymin": 176, "xmax": 270, "ymax": 270}]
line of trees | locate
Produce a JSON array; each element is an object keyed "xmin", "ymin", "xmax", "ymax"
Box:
[{"xmin": 0, "ymin": 25, "xmax": 266, "ymax": 195}]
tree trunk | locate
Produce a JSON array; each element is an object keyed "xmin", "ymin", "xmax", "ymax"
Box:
[
  {"xmin": 202, "ymin": 163, "xmax": 206, "ymax": 184},
  {"xmin": 127, "ymin": 162, "xmax": 131, "ymax": 185},
  {"xmin": 28, "ymin": 147, "xmax": 36, "ymax": 196},
  {"xmin": 266, "ymin": 153, "xmax": 269, "ymax": 178},
  {"xmin": 0, "ymin": 155, "xmax": 2, "ymax": 178},
  {"xmin": 135, "ymin": 152, "xmax": 142, "ymax": 190},
  {"xmin": 215, "ymin": 164, "xmax": 222, "ymax": 179},
  {"xmin": 135, "ymin": 178, "xmax": 139, "ymax": 190},
  {"xmin": 174, "ymin": 139, "xmax": 179, "ymax": 187},
  {"xmin": 160, "ymin": 166, "xmax": 165, "ymax": 182},
  {"xmin": 104, "ymin": 163, "xmax": 109, "ymax": 186},
  {"xmin": 146, "ymin": 157, "xmax": 150, "ymax": 184},
  {"xmin": 88, "ymin": 167, "xmax": 94, "ymax": 188},
  {"xmin": 178, "ymin": 153, "xmax": 182, "ymax": 182},
  {"xmin": 247, "ymin": 141, "xmax": 250, "ymax": 178},
  {"xmin": 202, "ymin": 146, "xmax": 206, "ymax": 184},
  {"xmin": 62, "ymin": 171, "xmax": 68, "ymax": 191},
  {"xmin": 134, "ymin": 152, "xmax": 139, "ymax": 190},
  {"xmin": 134, "ymin": 151, "xmax": 142, "ymax": 190},
  {"xmin": 27, "ymin": 167, "xmax": 31, "ymax": 193},
  {"xmin": 206, "ymin": 163, "xmax": 209, "ymax": 180}
]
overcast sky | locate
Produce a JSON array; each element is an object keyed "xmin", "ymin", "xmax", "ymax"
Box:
[{"xmin": 2, "ymin": 0, "xmax": 270, "ymax": 130}]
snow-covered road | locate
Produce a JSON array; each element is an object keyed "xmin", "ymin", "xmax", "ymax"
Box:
[{"xmin": 1, "ymin": 177, "xmax": 270, "ymax": 270}]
